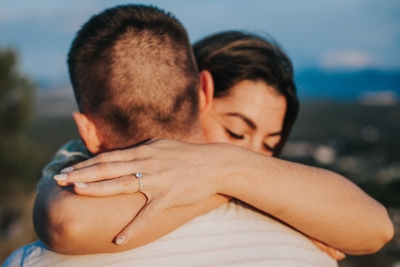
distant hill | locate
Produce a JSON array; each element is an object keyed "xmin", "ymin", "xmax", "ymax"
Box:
[
  {"xmin": 281, "ymin": 102, "xmax": 400, "ymax": 206},
  {"xmin": 36, "ymin": 69, "xmax": 400, "ymax": 102},
  {"xmin": 295, "ymin": 69, "xmax": 400, "ymax": 100}
]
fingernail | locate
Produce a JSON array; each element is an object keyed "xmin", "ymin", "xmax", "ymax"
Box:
[
  {"xmin": 74, "ymin": 182, "xmax": 88, "ymax": 189},
  {"xmin": 115, "ymin": 235, "xmax": 126, "ymax": 245},
  {"xmin": 61, "ymin": 167, "xmax": 74, "ymax": 173},
  {"xmin": 336, "ymin": 250, "xmax": 346, "ymax": 259},
  {"xmin": 54, "ymin": 174, "xmax": 68, "ymax": 181}
]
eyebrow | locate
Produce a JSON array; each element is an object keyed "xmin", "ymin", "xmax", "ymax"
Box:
[{"xmin": 225, "ymin": 112, "xmax": 283, "ymax": 137}]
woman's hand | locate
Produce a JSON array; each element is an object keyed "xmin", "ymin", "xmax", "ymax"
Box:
[
  {"xmin": 310, "ymin": 238, "xmax": 346, "ymax": 260},
  {"xmin": 54, "ymin": 139, "xmax": 236, "ymax": 244},
  {"xmin": 53, "ymin": 138, "xmax": 394, "ymax": 254}
]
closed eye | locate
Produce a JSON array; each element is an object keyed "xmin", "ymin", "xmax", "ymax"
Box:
[
  {"xmin": 264, "ymin": 144, "xmax": 276, "ymax": 152},
  {"xmin": 226, "ymin": 129, "xmax": 244, "ymax": 140}
]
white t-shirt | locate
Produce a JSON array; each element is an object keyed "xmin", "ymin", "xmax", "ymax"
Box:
[{"xmin": 3, "ymin": 199, "xmax": 337, "ymax": 267}]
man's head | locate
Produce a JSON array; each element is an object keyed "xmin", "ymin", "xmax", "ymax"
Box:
[{"xmin": 68, "ymin": 5, "xmax": 201, "ymax": 153}]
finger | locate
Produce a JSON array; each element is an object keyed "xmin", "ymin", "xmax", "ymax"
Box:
[
  {"xmin": 325, "ymin": 246, "xmax": 345, "ymax": 260},
  {"xmin": 62, "ymin": 149, "xmax": 137, "ymax": 173},
  {"xmin": 61, "ymin": 139, "xmax": 165, "ymax": 174},
  {"xmin": 114, "ymin": 198, "xmax": 167, "ymax": 245},
  {"xmin": 310, "ymin": 238, "xmax": 345, "ymax": 260},
  {"xmin": 326, "ymin": 247, "xmax": 338, "ymax": 260},
  {"xmin": 336, "ymin": 250, "xmax": 346, "ymax": 260},
  {"xmin": 54, "ymin": 161, "xmax": 143, "ymax": 185},
  {"xmin": 310, "ymin": 238, "xmax": 328, "ymax": 252},
  {"xmin": 327, "ymin": 247, "xmax": 346, "ymax": 260},
  {"xmin": 73, "ymin": 175, "xmax": 140, "ymax": 196}
]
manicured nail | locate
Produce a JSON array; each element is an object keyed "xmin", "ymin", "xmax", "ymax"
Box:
[
  {"xmin": 61, "ymin": 167, "xmax": 74, "ymax": 173},
  {"xmin": 74, "ymin": 182, "xmax": 88, "ymax": 189},
  {"xmin": 54, "ymin": 174, "xmax": 68, "ymax": 181},
  {"xmin": 115, "ymin": 235, "xmax": 126, "ymax": 245},
  {"xmin": 336, "ymin": 250, "xmax": 346, "ymax": 259}
]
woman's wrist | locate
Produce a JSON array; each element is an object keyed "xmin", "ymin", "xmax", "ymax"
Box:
[{"xmin": 210, "ymin": 143, "xmax": 253, "ymax": 197}]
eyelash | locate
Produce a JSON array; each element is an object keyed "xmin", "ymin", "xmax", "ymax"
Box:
[
  {"xmin": 226, "ymin": 129, "xmax": 244, "ymax": 140},
  {"xmin": 226, "ymin": 129, "xmax": 276, "ymax": 153},
  {"xmin": 264, "ymin": 144, "xmax": 275, "ymax": 152}
]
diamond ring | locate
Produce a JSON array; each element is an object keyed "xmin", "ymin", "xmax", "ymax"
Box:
[{"xmin": 135, "ymin": 173, "xmax": 143, "ymax": 193}]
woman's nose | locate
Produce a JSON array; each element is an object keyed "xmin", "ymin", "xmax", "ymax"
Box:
[
  {"xmin": 249, "ymin": 140, "xmax": 262, "ymax": 154},
  {"xmin": 250, "ymin": 139, "xmax": 273, "ymax": 157}
]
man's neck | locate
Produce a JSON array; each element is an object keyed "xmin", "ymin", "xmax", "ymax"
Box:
[
  {"xmin": 91, "ymin": 123, "xmax": 206, "ymax": 155},
  {"xmin": 180, "ymin": 124, "xmax": 206, "ymax": 145}
]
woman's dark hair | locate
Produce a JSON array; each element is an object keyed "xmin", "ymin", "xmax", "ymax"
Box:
[{"xmin": 193, "ymin": 31, "xmax": 299, "ymax": 157}]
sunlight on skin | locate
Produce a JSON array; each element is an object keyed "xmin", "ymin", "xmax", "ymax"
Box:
[{"xmin": 201, "ymin": 79, "xmax": 287, "ymax": 157}]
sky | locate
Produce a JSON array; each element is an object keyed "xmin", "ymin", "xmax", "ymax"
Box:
[{"xmin": 0, "ymin": 0, "xmax": 399, "ymax": 82}]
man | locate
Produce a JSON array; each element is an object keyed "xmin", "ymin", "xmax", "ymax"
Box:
[{"xmin": 4, "ymin": 4, "xmax": 337, "ymax": 266}]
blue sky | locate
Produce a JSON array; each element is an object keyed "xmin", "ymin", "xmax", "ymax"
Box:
[{"xmin": 1, "ymin": 0, "xmax": 399, "ymax": 81}]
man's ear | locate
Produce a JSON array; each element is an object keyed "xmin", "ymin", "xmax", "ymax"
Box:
[
  {"xmin": 199, "ymin": 70, "xmax": 214, "ymax": 117},
  {"xmin": 72, "ymin": 112, "xmax": 102, "ymax": 154}
]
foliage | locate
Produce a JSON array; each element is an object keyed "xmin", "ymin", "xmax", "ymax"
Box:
[{"xmin": 0, "ymin": 48, "xmax": 37, "ymax": 189}]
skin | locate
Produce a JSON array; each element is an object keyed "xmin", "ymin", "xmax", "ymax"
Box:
[
  {"xmin": 41, "ymin": 78, "xmax": 393, "ymax": 257},
  {"xmin": 200, "ymin": 80, "xmax": 286, "ymax": 156}
]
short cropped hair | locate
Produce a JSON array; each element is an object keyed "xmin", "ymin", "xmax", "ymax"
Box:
[
  {"xmin": 193, "ymin": 31, "xmax": 299, "ymax": 157},
  {"xmin": 68, "ymin": 5, "xmax": 199, "ymax": 147}
]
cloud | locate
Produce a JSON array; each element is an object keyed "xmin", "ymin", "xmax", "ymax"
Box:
[{"xmin": 319, "ymin": 50, "xmax": 376, "ymax": 70}]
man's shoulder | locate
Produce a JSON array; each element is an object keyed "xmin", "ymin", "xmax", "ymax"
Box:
[
  {"xmin": 37, "ymin": 140, "xmax": 91, "ymax": 192},
  {"xmin": 52, "ymin": 140, "xmax": 91, "ymax": 159},
  {"xmin": 2, "ymin": 204, "xmax": 338, "ymax": 267},
  {"xmin": 2, "ymin": 241, "xmax": 46, "ymax": 267},
  {"xmin": 166, "ymin": 199, "xmax": 338, "ymax": 267}
]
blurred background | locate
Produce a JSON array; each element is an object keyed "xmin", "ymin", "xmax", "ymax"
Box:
[{"xmin": 0, "ymin": 0, "xmax": 399, "ymax": 266}]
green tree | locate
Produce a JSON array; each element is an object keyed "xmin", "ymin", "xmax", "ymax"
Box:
[
  {"xmin": 0, "ymin": 48, "xmax": 36, "ymax": 189},
  {"xmin": 0, "ymin": 48, "xmax": 39, "ymax": 261}
]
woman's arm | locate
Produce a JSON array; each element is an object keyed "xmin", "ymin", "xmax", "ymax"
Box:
[
  {"xmin": 33, "ymin": 178, "xmax": 230, "ymax": 254},
  {"xmin": 59, "ymin": 139, "xmax": 394, "ymax": 254},
  {"xmin": 221, "ymin": 146, "xmax": 393, "ymax": 254}
]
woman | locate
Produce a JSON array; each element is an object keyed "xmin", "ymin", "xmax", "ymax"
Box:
[
  {"xmin": 51, "ymin": 31, "xmax": 393, "ymax": 258},
  {"xmin": 194, "ymin": 31, "xmax": 298, "ymax": 158}
]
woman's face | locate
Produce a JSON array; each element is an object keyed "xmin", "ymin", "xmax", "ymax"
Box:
[{"xmin": 201, "ymin": 79, "xmax": 287, "ymax": 157}]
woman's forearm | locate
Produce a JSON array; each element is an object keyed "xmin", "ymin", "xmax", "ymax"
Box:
[
  {"xmin": 57, "ymin": 139, "xmax": 394, "ymax": 255},
  {"xmin": 34, "ymin": 179, "xmax": 230, "ymax": 254},
  {"xmin": 216, "ymin": 146, "xmax": 394, "ymax": 254}
]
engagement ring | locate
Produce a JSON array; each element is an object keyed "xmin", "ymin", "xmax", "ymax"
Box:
[{"xmin": 135, "ymin": 173, "xmax": 143, "ymax": 193}]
